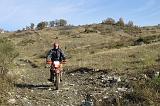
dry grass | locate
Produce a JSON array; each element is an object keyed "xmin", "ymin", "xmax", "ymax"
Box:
[
  {"xmin": 1, "ymin": 24, "xmax": 160, "ymax": 105},
  {"xmin": 0, "ymin": 38, "xmax": 18, "ymax": 105}
]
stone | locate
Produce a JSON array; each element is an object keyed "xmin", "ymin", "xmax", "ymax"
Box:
[
  {"xmin": 155, "ymin": 72, "xmax": 160, "ymax": 77},
  {"xmin": 117, "ymin": 87, "xmax": 128, "ymax": 92},
  {"xmin": 8, "ymin": 98, "xmax": 16, "ymax": 104}
]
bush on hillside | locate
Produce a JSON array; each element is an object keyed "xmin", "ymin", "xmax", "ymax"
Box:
[
  {"xmin": 37, "ymin": 21, "xmax": 48, "ymax": 30},
  {"xmin": 116, "ymin": 18, "xmax": 125, "ymax": 27},
  {"xmin": 102, "ymin": 18, "xmax": 115, "ymax": 25},
  {"xmin": 150, "ymin": 77, "xmax": 160, "ymax": 92},
  {"xmin": 0, "ymin": 38, "xmax": 19, "ymax": 105},
  {"xmin": 17, "ymin": 39, "xmax": 35, "ymax": 46},
  {"xmin": 0, "ymin": 39, "xmax": 19, "ymax": 66},
  {"xmin": 59, "ymin": 30, "xmax": 71, "ymax": 35}
]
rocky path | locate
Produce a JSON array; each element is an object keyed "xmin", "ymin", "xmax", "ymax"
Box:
[{"xmin": 8, "ymin": 58, "xmax": 139, "ymax": 106}]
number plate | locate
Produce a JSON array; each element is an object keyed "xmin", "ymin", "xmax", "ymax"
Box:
[{"xmin": 54, "ymin": 61, "xmax": 60, "ymax": 67}]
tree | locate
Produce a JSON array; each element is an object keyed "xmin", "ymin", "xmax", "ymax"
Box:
[
  {"xmin": 37, "ymin": 22, "xmax": 46, "ymax": 30},
  {"xmin": 26, "ymin": 26, "xmax": 30, "ymax": 30},
  {"xmin": 30, "ymin": 23, "xmax": 35, "ymax": 30},
  {"xmin": 54, "ymin": 19, "xmax": 67, "ymax": 26},
  {"xmin": 44, "ymin": 21, "xmax": 48, "ymax": 27},
  {"xmin": 59, "ymin": 19, "xmax": 67, "ymax": 26},
  {"xmin": 49, "ymin": 21, "xmax": 55, "ymax": 27},
  {"xmin": 116, "ymin": 17, "xmax": 125, "ymax": 26},
  {"xmin": 127, "ymin": 21, "xmax": 134, "ymax": 27},
  {"xmin": 55, "ymin": 19, "xmax": 60, "ymax": 26},
  {"xmin": 102, "ymin": 18, "xmax": 115, "ymax": 25},
  {"xmin": 0, "ymin": 28, "xmax": 4, "ymax": 33}
]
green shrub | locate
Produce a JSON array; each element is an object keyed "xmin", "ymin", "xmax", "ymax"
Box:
[
  {"xmin": 0, "ymin": 38, "xmax": 18, "ymax": 105},
  {"xmin": 102, "ymin": 18, "xmax": 115, "ymax": 25},
  {"xmin": 150, "ymin": 77, "xmax": 160, "ymax": 92},
  {"xmin": 37, "ymin": 21, "xmax": 47, "ymax": 30},
  {"xmin": 59, "ymin": 30, "xmax": 71, "ymax": 35},
  {"xmin": 134, "ymin": 35, "xmax": 160, "ymax": 45},
  {"xmin": 0, "ymin": 71, "xmax": 13, "ymax": 105},
  {"xmin": 0, "ymin": 39, "xmax": 19, "ymax": 67},
  {"xmin": 17, "ymin": 39, "xmax": 35, "ymax": 46},
  {"xmin": 84, "ymin": 27, "xmax": 97, "ymax": 33}
]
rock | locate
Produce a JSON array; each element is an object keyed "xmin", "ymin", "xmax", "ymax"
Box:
[
  {"xmin": 16, "ymin": 95, "xmax": 20, "ymax": 98},
  {"xmin": 143, "ymin": 74, "xmax": 148, "ymax": 79},
  {"xmin": 71, "ymin": 73, "xmax": 75, "ymax": 76},
  {"xmin": 103, "ymin": 96, "xmax": 109, "ymax": 99},
  {"xmin": 47, "ymin": 82, "xmax": 52, "ymax": 84},
  {"xmin": 69, "ymin": 84, "xmax": 75, "ymax": 86},
  {"xmin": 81, "ymin": 99, "xmax": 94, "ymax": 106},
  {"xmin": 97, "ymin": 75, "xmax": 105, "ymax": 79},
  {"xmin": 48, "ymin": 88, "xmax": 52, "ymax": 91},
  {"xmin": 93, "ymin": 69, "xmax": 99, "ymax": 72},
  {"xmin": 114, "ymin": 76, "xmax": 121, "ymax": 82},
  {"xmin": 102, "ymin": 96, "xmax": 117, "ymax": 106},
  {"xmin": 8, "ymin": 98, "xmax": 16, "ymax": 104},
  {"xmin": 108, "ymin": 77, "xmax": 117, "ymax": 84},
  {"xmin": 117, "ymin": 77, "xmax": 121, "ymax": 82},
  {"xmin": 56, "ymin": 90, "xmax": 62, "ymax": 93},
  {"xmin": 99, "ymin": 99, "xmax": 102, "ymax": 102},
  {"xmin": 101, "ymin": 75, "xmax": 105, "ymax": 78},
  {"xmin": 74, "ymin": 90, "xmax": 78, "ymax": 95},
  {"xmin": 155, "ymin": 72, "xmax": 160, "ymax": 77},
  {"xmin": 20, "ymin": 64, "xmax": 26, "ymax": 66},
  {"xmin": 8, "ymin": 92, "xmax": 12, "ymax": 96},
  {"xmin": 22, "ymin": 97, "xmax": 28, "ymax": 102},
  {"xmin": 107, "ymin": 76, "xmax": 113, "ymax": 80},
  {"xmin": 129, "ymin": 77, "xmax": 137, "ymax": 81},
  {"xmin": 88, "ymin": 77, "xmax": 93, "ymax": 80},
  {"xmin": 117, "ymin": 87, "xmax": 128, "ymax": 92},
  {"xmin": 62, "ymin": 87, "xmax": 70, "ymax": 91}
]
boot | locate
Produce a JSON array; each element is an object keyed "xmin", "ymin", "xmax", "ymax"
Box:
[{"xmin": 48, "ymin": 69, "xmax": 54, "ymax": 82}]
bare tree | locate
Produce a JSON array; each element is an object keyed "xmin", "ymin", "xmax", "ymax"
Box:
[
  {"xmin": 127, "ymin": 21, "xmax": 134, "ymax": 27},
  {"xmin": 116, "ymin": 17, "xmax": 125, "ymax": 26},
  {"xmin": 102, "ymin": 18, "xmax": 115, "ymax": 25},
  {"xmin": 30, "ymin": 23, "xmax": 35, "ymax": 30}
]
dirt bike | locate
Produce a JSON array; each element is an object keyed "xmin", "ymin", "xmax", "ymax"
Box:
[{"xmin": 50, "ymin": 61, "xmax": 66, "ymax": 90}]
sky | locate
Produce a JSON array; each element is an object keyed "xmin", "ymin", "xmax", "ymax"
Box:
[{"xmin": 0, "ymin": 0, "xmax": 160, "ymax": 31}]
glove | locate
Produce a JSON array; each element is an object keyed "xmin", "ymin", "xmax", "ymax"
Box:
[
  {"xmin": 62, "ymin": 60, "xmax": 67, "ymax": 64},
  {"xmin": 46, "ymin": 60, "xmax": 52, "ymax": 64}
]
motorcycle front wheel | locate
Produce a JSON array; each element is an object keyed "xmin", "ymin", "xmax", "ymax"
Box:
[{"xmin": 55, "ymin": 73, "xmax": 60, "ymax": 90}]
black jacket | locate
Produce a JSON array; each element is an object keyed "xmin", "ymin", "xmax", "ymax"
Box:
[{"xmin": 46, "ymin": 48, "xmax": 65, "ymax": 62}]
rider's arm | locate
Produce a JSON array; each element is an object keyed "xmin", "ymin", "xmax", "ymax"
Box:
[
  {"xmin": 46, "ymin": 49, "xmax": 53, "ymax": 63},
  {"xmin": 60, "ymin": 49, "xmax": 66, "ymax": 61}
]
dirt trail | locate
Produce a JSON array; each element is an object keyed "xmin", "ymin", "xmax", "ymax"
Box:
[
  {"xmin": 12, "ymin": 58, "xmax": 86, "ymax": 106},
  {"xmin": 10, "ymin": 57, "xmax": 137, "ymax": 106}
]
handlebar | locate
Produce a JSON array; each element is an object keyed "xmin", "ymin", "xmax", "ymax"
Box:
[{"xmin": 46, "ymin": 60, "xmax": 67, "ymax": 65}]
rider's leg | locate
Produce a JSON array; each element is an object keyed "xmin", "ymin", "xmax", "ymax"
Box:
[
  {"xmin": 49, "ymin": 66, "xmax": 54, "ymax": 81},
  {"xmin": 60, "ymin": 64, "xmax": 63, "ymax": 81}
]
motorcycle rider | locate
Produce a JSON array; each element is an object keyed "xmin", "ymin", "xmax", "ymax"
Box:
[{"xmin": 46, "ymin": 42, "xmax": 66, "ymax": 82}]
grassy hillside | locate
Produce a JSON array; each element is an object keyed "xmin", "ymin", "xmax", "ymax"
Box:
[{"xmin": 0, "ymin": 23, "xmax": 160, "ymax": 105}]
